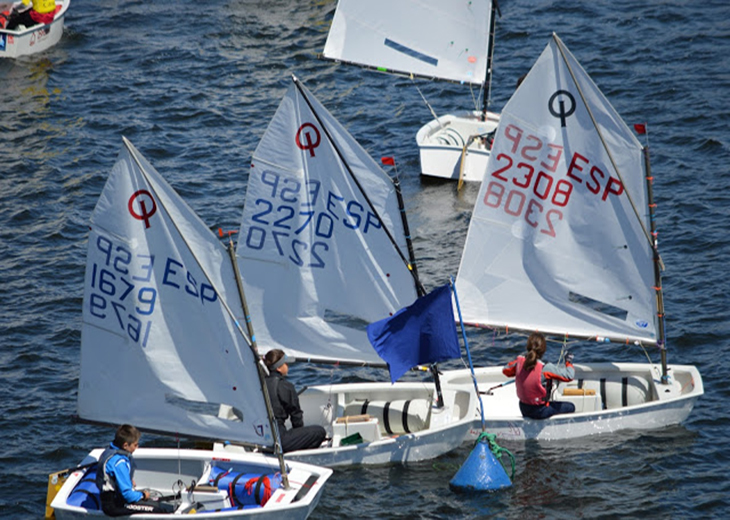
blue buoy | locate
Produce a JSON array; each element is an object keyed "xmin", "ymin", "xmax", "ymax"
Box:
[
  {"xmin": 449, "ymin": 434, "xmax": 513, "ymax": 491},
  {"xmin": 449, "ymin": 283, "xmax": 515, "ymax": 491}
]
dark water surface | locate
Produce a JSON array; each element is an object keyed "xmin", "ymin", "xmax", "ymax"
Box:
[{"xmin": 1, "ymin": 1, "xmax": 729, "ymax": 518}]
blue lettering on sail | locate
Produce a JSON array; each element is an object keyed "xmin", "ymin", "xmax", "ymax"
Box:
[
  {"xmin": 87, "ymin": 234, "xmax": 218, "ymax": 348},
  {"xmin": 242, "ymin": 169, "xmax": 382, "ymax": 269}
]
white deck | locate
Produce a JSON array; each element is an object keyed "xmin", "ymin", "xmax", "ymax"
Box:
[
  {"xmin": 440, "ymin": 362, "xmax": 704, "ymax": 441},
  {"xmin": 416, "ymin": 110, "xmax": 500, "ymax": 182},
  {"xmin": 263, "ymin": 381, "xmax": 474, "ymax": 467}
]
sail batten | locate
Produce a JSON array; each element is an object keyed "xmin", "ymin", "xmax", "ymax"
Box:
[
  {"xmin": 455, "ymin": 34, "xmax": 658, "ymax": 346},
  {"xmin": 322, "ymin": 0, "xmax": 493, "ymax": 86}
]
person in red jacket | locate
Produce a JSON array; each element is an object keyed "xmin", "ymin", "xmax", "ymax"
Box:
[{"xmin": 503, "ymin": 332, "xmax": 576, "ymax": 420}]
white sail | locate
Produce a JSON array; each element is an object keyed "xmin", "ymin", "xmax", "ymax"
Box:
[
  {"xmin": 455, "ymin": 34, "xmax": 658, "ymax": 344},
  {"xmin": 322, "ymin": 0, "xmax": 493, "ymax": 85},
  {"xmin": 237, "ymin": 77, "xmax": 418, "ymax": 364},
  {"xmin": 78, "ymin": 138, "xmax": 273, "ymax": 446}
]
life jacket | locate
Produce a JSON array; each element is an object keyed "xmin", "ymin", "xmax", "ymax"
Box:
[
  {"xmin": 24, "ymin": 0, "xmax": 56, "ymax": 13},
  {"xmin": 67, "ymin": 466, "xmax": 101, "ymax": 511},
  {"xmin": 25, "ymin": 0, "xmax": 57, "ymax": 24},
  {"xmin": 515, "ymin": 357, "xmax": 547, "ymax": 405},
  {"xmin": 95, "ymin": 446, "xmax": 134, "ymax": 496}
]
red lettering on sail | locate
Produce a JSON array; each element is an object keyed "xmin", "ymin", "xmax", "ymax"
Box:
[{"xmin": 482, "ymin": 122, "xmax": 624, "ymax": 238}]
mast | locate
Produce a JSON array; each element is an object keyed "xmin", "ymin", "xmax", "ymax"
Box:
[
  {"xmin": 643, "ymin": 147, "xmax": 668, "ymax": 383},
  {"xmin": 392, "ymin": 172, "xmax": 423, "ymax": 298},
  {"xmin": 391, "ymin": 167, "xmax": 445, "ymax": 408},
  {"xmin": 481, "ymin": 0, "xmax": 499, "ymax": 121},
  {"xmin": 226, "ymin": 240, "xmax": 290, "ymax": 488}
]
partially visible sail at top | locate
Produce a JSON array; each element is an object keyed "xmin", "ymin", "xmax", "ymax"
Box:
[
  {"xmin": 237, "ymin": 77, "xmax": 418, "ymax": 364},
  {"xmin": 322, "ymin": 0, "xmax": 493, "ymax": 85},
  {"xmin": 455, "ymin": 34, "xmax": 658, "ymax": 344},
  {"xmin": 78, "ymin": 138, "xmax": 273, "ymax": 446}
]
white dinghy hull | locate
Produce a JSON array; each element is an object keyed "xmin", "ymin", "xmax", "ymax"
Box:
[
  {"xmin": 416, "ymin": 110, "xmax": 500, "ymax": 182},
  {"xmin": 222, "ymin": 382, "xmax": 474, "ymax": 467},
  {"xmin": 50, "ymin": 447, "xmax": 332, "ymax": 519},
  {"xmin": 293, "ymin": 382, "xmax": 473, "ymax": 467},
  {"xmin": 0, "ymin": 0, "xmax": 69, "ymax": 58},
  {"xmin": 441, "ymin": 363, "xmax": 704, "ymax": 441}
]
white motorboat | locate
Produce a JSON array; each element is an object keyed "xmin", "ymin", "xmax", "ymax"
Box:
[{"xmin": 0, "ymin": 0, "xmax": 69, "ymax": 58}]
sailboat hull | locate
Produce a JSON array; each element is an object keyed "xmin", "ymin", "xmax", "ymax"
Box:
[
  {"xmin": 416, "ymin": 110, "xmax": 500, "ymax": 182},
  {"xmin": 0, "ymin": 0, "xmax": 69, "ymax": 58},
  {"xmin": 50, "ymin": 447, "xmax": 332, "ymax": 519},
  {"xmin": 249, "ymin": 382, "xmax": 473, "ymax": 467},
  {"xmin": 440, "ymin": 363, "xmax": 703, "ymax": 441}
]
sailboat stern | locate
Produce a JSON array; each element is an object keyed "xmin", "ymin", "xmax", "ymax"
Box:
[{"xmin": 416, "ymin": 111, "xmax": 500, "ymax": 181}]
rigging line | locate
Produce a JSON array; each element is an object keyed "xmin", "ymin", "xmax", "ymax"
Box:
[
  {"xmin": 292, "ymin": 76, "xmax": 425, "ymax": 294},
  {"xmin": 177, "ymin": 434, "xmax": 181, "ymax": 484},
  {"xmin": 552, "ymin": 33, "xmax": 655, "ymax": 251},
  {"xmin": 411, "ymin": 77, "xmax": 444, "ymax": 130},
  {"xmin": 469, "ymin": 82, "xmax": 480, "ymax": 113},
  {"xmin": 123, "ymin": 138, "xmax": 253, "ymax": 351}
]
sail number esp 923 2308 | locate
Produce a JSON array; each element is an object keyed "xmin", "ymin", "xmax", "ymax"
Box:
[{"xmin": 482, "ymin": 122, "xmax": 625, "ymax": 238}]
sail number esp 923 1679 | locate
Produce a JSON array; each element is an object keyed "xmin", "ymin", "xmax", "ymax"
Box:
[{"xmin": 86, "ymin": 234, "xmax": 218, "ymax": 348}]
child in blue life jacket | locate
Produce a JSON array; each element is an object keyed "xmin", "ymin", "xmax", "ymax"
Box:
[
  {"xmin": 503, "ymin": 332, "xmax": 576, "ymax": 420},
  {"xmin": 95, "ymin": 424, "xmax": 174, "ymax": 516}
]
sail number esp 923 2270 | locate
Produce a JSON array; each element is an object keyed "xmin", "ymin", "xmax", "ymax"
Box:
[{"xmin": 241, "ymin": 169, "xmax": 383, "ymax": 269}]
